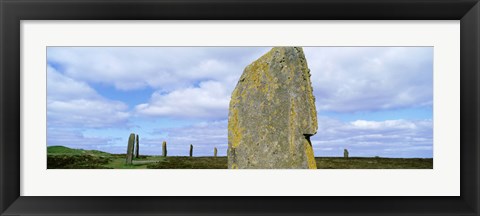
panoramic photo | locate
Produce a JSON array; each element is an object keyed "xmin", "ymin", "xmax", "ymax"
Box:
[{"xmin": 46, "ymin": 46, "xmax": 433, "ymax": 169}]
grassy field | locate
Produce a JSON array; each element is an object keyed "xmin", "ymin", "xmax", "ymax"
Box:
[{"xmin": 47, "ymin": 146, "xmax": 433, "ymax": 169}]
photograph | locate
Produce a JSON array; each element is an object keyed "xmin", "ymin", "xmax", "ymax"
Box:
[
  {"xmin": 2, "ymin": 0, "xmax": 477, "ymax": 214},
  {"xmin": 46, "ymin": 46, "xmax": 433, "ymax": 169}
]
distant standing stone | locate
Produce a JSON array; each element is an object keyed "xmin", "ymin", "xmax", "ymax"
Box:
[
  {"xmin": 344, "ymin": 149, "xmax": 349, "ymax": 159},
  {"xmin": 227, "ymin": 47, "xmax": 318, "ymax": 169},
  {"xmin": 126, "ymin": 133, "xmax": 135, "ymax": 165},
  {"xmin": 162, "ymin": 141, "xmax": 167, "ymax": 157},
  {"xmin": 135, "ymin": 134, "xmax": 140, "ymax": 158}
]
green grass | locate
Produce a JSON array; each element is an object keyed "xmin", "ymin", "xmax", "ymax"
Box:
[
  {"xmin": 104, "ymin": 156, "xmax": 167, "ymax": 169},
  {"xmin": 47, "ymin": 146, "xmax": 114, "ymax": 169},
  {"xmin": 47, "ymin": 146, "xmax": 111, "ymax": 156},
  {"xmin": 47, "ymin": 146, "xmax": 433, "ymax": 169}
]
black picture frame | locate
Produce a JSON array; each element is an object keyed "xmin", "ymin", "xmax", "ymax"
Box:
[{"xmin": 1, "ymin": 0, "xmax": 479, "ymax": 215}]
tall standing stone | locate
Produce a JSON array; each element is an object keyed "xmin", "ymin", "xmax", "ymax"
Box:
[
  {"xmin": 135, "ymin": 134, "xmax": 140, "ymax": 158},
  {"xmin": 126, "ymin": 133, "xmax": 135, "ymax": 165},
  {"xmin": 214, "ymin": 147, "xmax": 218, "ymax": 157},
  {"xmin": 162, "ymin": 141, "xmax": 167, "ymax": 157},
  {"xmin": 228, "ymin": 47, "xmax": 318, "ymax": 169},
  {"xmin": 344, "ymin": 149, "xmax": 349, "ymax": 159},
  {"xmin": 189, "ymin": 144, "xmax": 193, "ymax": 157}
]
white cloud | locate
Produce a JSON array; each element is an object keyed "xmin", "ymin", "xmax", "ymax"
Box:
[
  {"xmin": 47, "ymin": 128, "xmax": 125, "ymax": 152},
  {"xmin": 47, "ymin": 66, "xmax": 130, "ymax": 128},
  {"xmin": 49, "ymin": 47, "xmax": 433, "ymax": 119},
  {"xmin": 136, "ymin": 116, "xmax": 432, "ymax": 158},
  {"xmin": 304, "ymin": 47, "xmax": 433, "ymax": 113},
  {"xmin": 135, "ymin": 116, "xmax": 433, "ymax": 158},
  {"xmin": 138, "ymin": 120, "xmax": 228, "ymax": 156},
  {"xmin": 350, "ymin": 119, "xmax": 417, "ymax": 130},
  {"xmin": 311, "ymin": 116, "xmax": 433, "ymax": 158},
  {"xmin": 47, "ymin": 65, "xmax": 99, "ymax": 100},
  {"xmin": 47, "ymin": 47, "xmax": 271, "ymax": 120},
  {"xmin": 135, "ymin": 81, "xmax": 230, "ymax": 119},
  {"xmin": 48, "ymin": 99, "xmax": 130, "ymax": 128},
  {"xmin": 47, "ymin": 47, "xmax": 269, "ymax": 91}
]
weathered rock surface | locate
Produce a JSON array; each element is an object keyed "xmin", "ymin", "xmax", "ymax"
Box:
[
  {"xmin": 135, "ymin": 134, "xmax": 140, "ymax": 158},
  {"xmin": 126, "ymin": 133, "xmax": 135, "ymax": 165},
  {"xmin": 162, "ymin": 141, "xmax": 167, "ymax": 157},
  {"xmin": 227, "ymin": 47, "xmax": 318, "ymax": 169}
]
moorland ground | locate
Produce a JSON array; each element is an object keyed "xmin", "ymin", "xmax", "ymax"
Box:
[{"xmin": 47, "ymin": 146, "xmax": 433, "ymax": 169}]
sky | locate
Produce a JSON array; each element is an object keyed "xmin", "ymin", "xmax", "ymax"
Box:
[{"xmin": 47, "ymin": 47, "xmax": 433, "ymax": 158}]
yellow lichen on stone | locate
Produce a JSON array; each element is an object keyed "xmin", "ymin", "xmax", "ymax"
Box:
[
  {"xmin": 289, "ymin": 98, "xmax": 296, "ymax": 155},
  {"xmin": 230, "ymin": 86, "xmax": 242, "ymax": 107},
  {"xmin": 304, "ymin": 140, "xmax": 317, "ymax": 169},
  {"xmin": 245, "ymin": 58, "xmax": 269, "ymax": 91},
  {"xmin": 229, "ymin": 108, "xmax": 243, "ymax": 148},
  {"xmin": 228, "ymin": 47, "xmax": 318, "ymax": 169},
  {"xmin": 264, "ymin": 69, "xmax": 275, "ymax": 101},
  {"xmin": 248, "ymin": 58, "xmax": 280, "ymax": 102}
]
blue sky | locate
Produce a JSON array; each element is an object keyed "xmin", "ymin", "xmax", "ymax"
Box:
[{"xmin": 47, "ymin": 47, "xmax": 433, "ymax": 158}]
